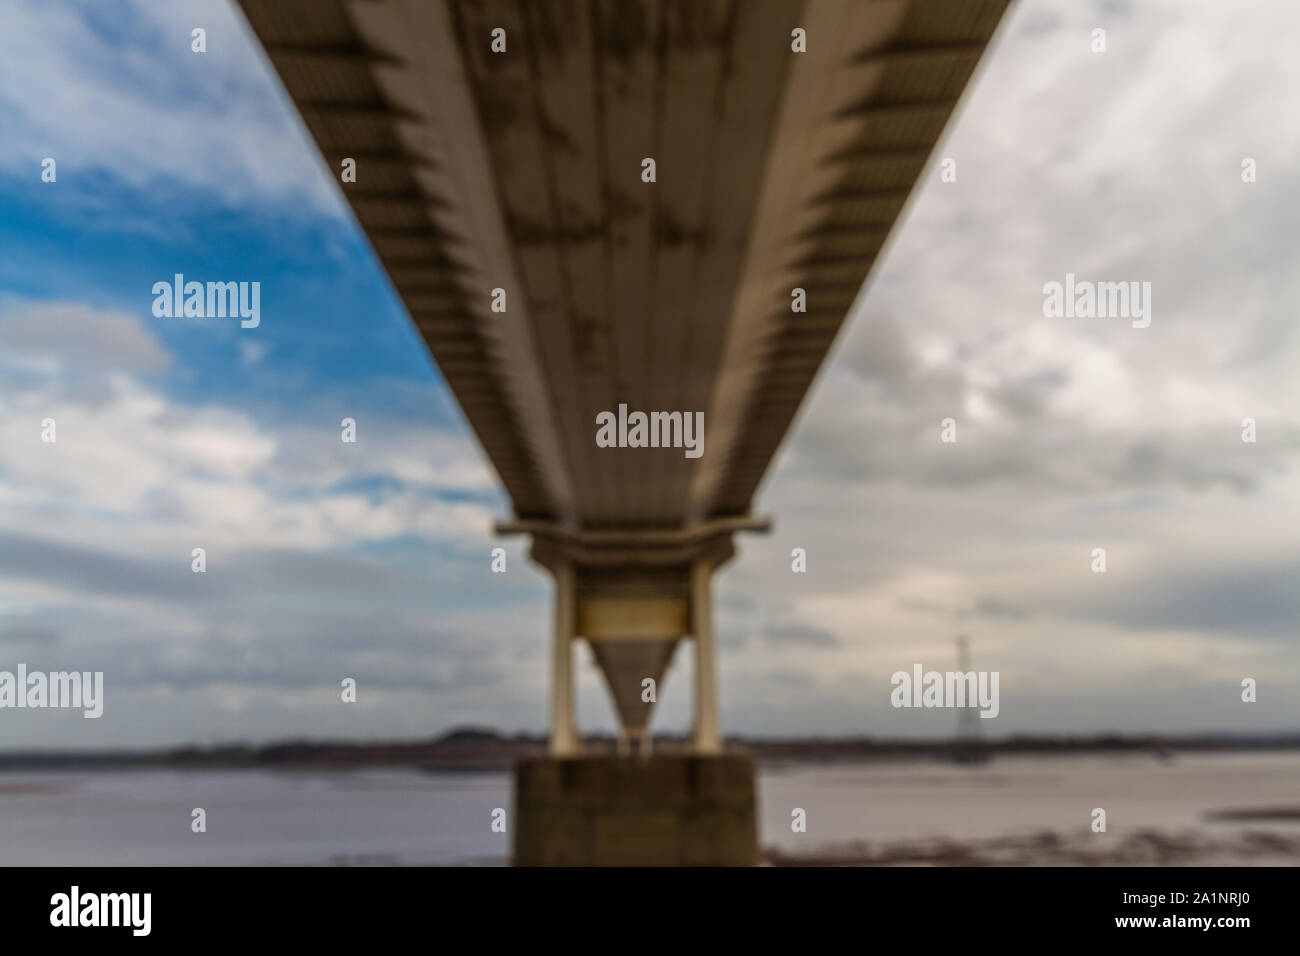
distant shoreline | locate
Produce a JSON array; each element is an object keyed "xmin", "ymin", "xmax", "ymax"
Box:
[{"xmin": 2, "ymin": 727, "xmax": 1298, "ymax": 772}]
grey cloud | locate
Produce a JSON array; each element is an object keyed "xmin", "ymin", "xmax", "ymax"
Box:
[
  {"xmin": 0, "ymin": 621, "xmax": 60, "ymax": 647},
  {"xmin": 0, "ymin": 302, "xmax": 168, "ymax": 373},
  {"xmin": 761, "ymin": 622, "xmax": 840, "ymax": 649},
  {"xmin": 972, "ymin": 596, "xmax": 1031, "ymax": 621},
  {"xmin": 1054, "ymin": 560, "xmax": 1300, "ymax": 641}
]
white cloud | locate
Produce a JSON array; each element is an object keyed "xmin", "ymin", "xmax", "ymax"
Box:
[
  {"xmin": 0, "ymin": 302, "xmax": 499, "ymax": 559},
  {"xmin": 0, "ymin": 0, "xmax": 340, "ymax": 214}
]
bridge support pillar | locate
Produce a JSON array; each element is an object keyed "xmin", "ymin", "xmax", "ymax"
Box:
[
  {"xmin": 512, "ymin": 751, "xmax": 759, "ymax": 866},
  {"xmin": 691, "ymin": 558, "xmax": 721, "ymax": 754},
  {"xmin": 549, "ymin": 562, "xmax": 578, "ymax": 756},
  {"xmin": 500, "ymin": 518, "xmax": 770, "ymax": 866}
]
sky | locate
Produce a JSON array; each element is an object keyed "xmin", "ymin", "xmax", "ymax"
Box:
[{"xmin": 0, "ymin": 0, "xmax": 1296, "ymax": 749}]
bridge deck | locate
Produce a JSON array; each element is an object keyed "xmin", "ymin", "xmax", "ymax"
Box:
[{"xmin": 239, "ymin": 0, "xmax": 1009, "ymax": 531}]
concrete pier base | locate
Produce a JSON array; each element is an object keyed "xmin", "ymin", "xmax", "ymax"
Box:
[{"xmin": 512, "ymin": 752, "xmax": 759, "ymax": 866}]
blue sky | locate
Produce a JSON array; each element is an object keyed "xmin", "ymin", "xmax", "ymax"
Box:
[
  {"xmin": 2, "ymin": 0, "xmax": 1298, "ymax": 748},
  {"xmin": 0, "ymin": 1, "xmax": 450, "ymax": 424}
]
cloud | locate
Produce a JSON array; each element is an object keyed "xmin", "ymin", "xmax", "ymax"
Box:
[
  {"xmin": 760, "ymin": 622, "xmax": 840, "ymax": 649},
  {"xmin": 0, "ymin": 301, "xmax": 168, "ymax": 373},
  {"xmin": 0, "ymin": 0, "xmax": 339, "ymax": 214},
  {"xmin": 726, "ymin": 0, "xmax": 1300, "ymax": 735},
  {"xmin": 0, "ymin": 303, "xmax": 498, "ymax": 559},
  {"xmin": 238, "ymin": 339, "xmax": 268, "ymax": 367},
  {"xmin": 0, "ymin": 292, "xmax": 545, "ymax": 747}
]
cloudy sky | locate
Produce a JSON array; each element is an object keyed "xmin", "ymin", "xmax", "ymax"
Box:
[{"xmin": 1, "ymin": 0, "xmax": 1296, "ymax": 749}]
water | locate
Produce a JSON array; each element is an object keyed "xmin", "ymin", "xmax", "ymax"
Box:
[
  {"xmin": 2, "ymin": 752, "xmax": 1297, "ymax": 865},
  {"xmin": 759, "ymin": 752, "xmax": 1300, "ymax": 865}
]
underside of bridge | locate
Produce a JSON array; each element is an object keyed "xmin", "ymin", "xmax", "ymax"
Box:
[{"xmin": 239, "ymin": 0, "xmax": 1009, "ymax": 760}]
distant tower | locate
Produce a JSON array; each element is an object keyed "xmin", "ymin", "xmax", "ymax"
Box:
[{"xmin": 954, "ymin": 635, "xmax": 987, "ymax": 765}]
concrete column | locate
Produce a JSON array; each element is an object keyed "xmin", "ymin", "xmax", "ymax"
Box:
[
  {"xmin": 550, "ymin": 562, "xmax": 579, "ymax": 755},
  {"xmin": 691, "ymin": 558, "xmax": 721, "ymax": 753}
]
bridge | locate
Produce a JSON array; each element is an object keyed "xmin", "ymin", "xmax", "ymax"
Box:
[{"xmin": 238, "ymin": 0, "xmax": 1009, "ymax": 862}]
